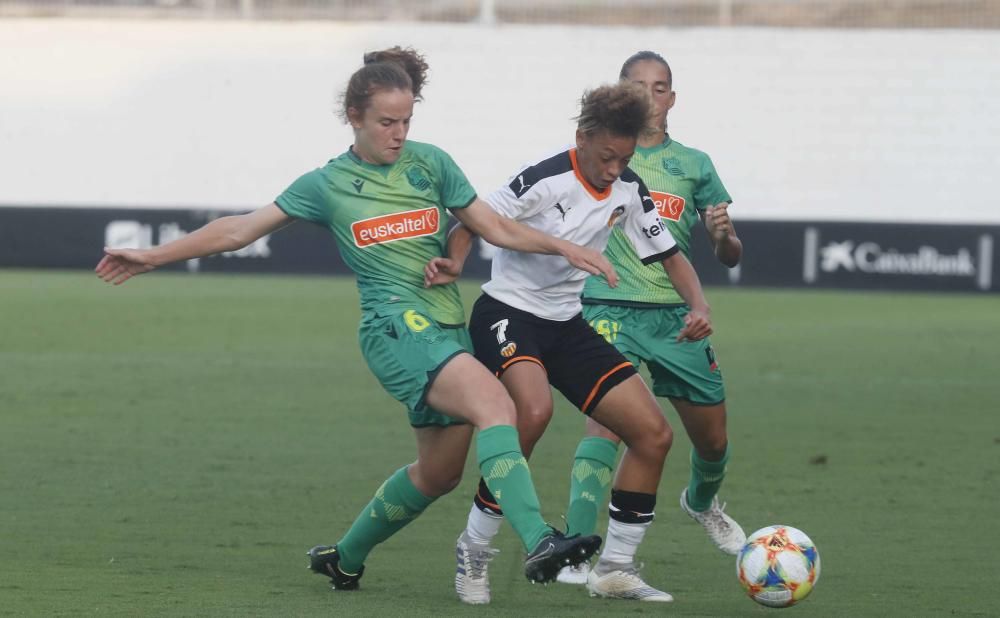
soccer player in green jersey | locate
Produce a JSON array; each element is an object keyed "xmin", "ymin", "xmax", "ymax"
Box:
[
  {"xmin": 94, "ymin": 47, "xmax": 611, "ymax": 591},
  {"xmin": 556, "ymin": 50, "xmax": 747, "ymax": 589}
]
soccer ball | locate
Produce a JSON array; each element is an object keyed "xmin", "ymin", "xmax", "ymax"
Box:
[{"xmin": 736, "ymin": 525, "xmax": 820, "ymax": 608}]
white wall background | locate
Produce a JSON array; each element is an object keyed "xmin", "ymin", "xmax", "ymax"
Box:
[{"xmin": 1, "ymin": 19, "xmax": 997, "ymax": 223}]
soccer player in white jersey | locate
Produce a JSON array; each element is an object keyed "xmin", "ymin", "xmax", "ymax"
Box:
[
  {"xmin": 556, "ymin": 50, "xmax": 747, "ymax": 589},
  {"xmin": 425, "ymin": 82, "xmax": 713, "ymax": 604}
]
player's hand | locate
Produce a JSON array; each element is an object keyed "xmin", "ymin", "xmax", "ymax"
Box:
[
  {"xmin": 424, "ymin": 257, "xmax": 462, "ymax": 287},
  {"xmin": 705, "ymin": 203, "xmax": 733, "ymax": 243},
  {"xmin": 561, "ymin": 243, "xmax": 619, "ymax": 288},
  {"xmin": 677, "ymin": 308, "xmax": 712, "ymax": 342},
  {"xmin": 95, "ymin": 247, "xmax": 156, "ymax": 285}
]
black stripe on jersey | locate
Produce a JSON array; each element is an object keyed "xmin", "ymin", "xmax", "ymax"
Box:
[
  {"xmin": 620, "ymin": 168, "xmax": 657, "ymax": 213},
  {"xmin": 641, "ymin": 245, "xmax": 679, "ymax": 266},
  {"xmin": 508, "ymin": 150, "xmax": 573, "ymax": 198}
]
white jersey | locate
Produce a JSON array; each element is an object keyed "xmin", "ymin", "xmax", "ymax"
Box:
[{"xmin": 482, "ymin": 148, "xmax": 679, "ymax": 321}]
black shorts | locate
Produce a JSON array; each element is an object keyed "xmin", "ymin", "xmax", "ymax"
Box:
[{"xmin": 469, "ymin": 293, "xmax": 637, "ymax": 415}]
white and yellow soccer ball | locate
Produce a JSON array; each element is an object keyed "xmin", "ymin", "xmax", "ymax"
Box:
[{"xmin": 736, "ymin": 525, "xmax": 820, "ymax": 608}]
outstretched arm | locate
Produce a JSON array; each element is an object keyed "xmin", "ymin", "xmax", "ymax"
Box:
[
  {"xmin": 95, "ymin": 203, "xmax": 293, "ymax": 285},
  {"xmin": 450, "ymin": 198, "xmax": 618, "ymax": 287},
  {"xmin": 661, "ymin": 251, "xmax": 713, "ymax": 342},
  {"xmin": 703, "ymin": 202, "xmax": 742, "ymax": 268}
]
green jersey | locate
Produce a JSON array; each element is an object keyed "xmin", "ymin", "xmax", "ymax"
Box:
[
  {"xmin": 275, "ymin": 140, "xmax": 476, "ymax": 325},
  {"xmin": 582, "ymin": 136, "xmax": 731, "ymax": 306}
]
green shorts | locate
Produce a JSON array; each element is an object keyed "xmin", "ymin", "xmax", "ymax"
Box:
[
  {"xmin": 582, "ymin": 303, "xmax": 725, "ymax": 406},
  {"xmin": 358, "ymin": 307, "xmax": 471, "ymax": 428}
]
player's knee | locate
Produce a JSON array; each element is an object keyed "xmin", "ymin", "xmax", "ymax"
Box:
[
  {"xmin": 470, "ymin": 390, "xmax": 518, "ymax": 428},
  {"xmin": 651, "ymin": 422, "xmax": 673, "ymax": 459},
  {"xmin": 630, "ymin": 417, "xmax": 672, "ymax": 462},
  {"xmin": 412, "ymin": 466, "xmax": 463, "ymax": 498},
  {"xmin": 517, "ymin": 401, "xmax": 553, "ymax": 446},
  {"xmin": 696, "ymin": 437, "xmax": 728, "ymax": 463},
  {"xmin": 434, "ymin": 470, "xmax": 464, "ymax": 495}
]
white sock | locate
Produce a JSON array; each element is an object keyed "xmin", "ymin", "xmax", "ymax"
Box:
[
  {"xmin": 466, "ymin": 504, "xmax": 503, "ymax": 545},
  {"xmin": 598, "ymin": 519, "xmax": 651, "ymax": 567}
]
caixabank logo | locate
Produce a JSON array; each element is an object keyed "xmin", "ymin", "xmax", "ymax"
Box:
[{"xmin": 802, "ymin": 227, "xmax": 994, "ymax": 291}]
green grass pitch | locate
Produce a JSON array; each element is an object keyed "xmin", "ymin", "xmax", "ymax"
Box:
[{"xmin": 2, "ymin": 269, "xmax": 998, "ymax": 616}]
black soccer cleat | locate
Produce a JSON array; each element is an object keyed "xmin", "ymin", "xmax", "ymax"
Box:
[
  {"xmin": 523, "ymin": 530, "xmax": 602, "ymax": 584},
  {"xmin": 307, "ymin": 544, "xmax": 364, "ymax": 591}
]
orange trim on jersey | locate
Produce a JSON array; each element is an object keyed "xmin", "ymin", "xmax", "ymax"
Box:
[
  {"xmin": 569, "ymin": 148, "xmax": 612, "ymax": 201},
  {"xmin": 496, "ymin": 355, "xmax": 546, "ymax": 376},
  {"xmin": 581, "ymin": 361, "xmax": 633, "ymax": 413}
]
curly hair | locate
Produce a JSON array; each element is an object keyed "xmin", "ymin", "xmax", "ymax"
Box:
[
  {"xmin": 575, "ymin": 82, "xmax": 652, "ymax": 139},
  {"xmin": 341, "ymin": 46, "xmax": 429, "ymax": 121}
]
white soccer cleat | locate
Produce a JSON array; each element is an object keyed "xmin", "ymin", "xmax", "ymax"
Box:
[
  {"xmin": 586, "ymin": 561, "xmax": 674, "ymax": 602},
  {"xmin": 455, "ymin": 531, "xmax": 499, "ymax": 605},
  {"xmin": 680, "ymin": 488, "xmax": 747, "ymax": 555},
  {"xmin": 556, "ymin": 562, "xmax": 590, "ymax": 585}
]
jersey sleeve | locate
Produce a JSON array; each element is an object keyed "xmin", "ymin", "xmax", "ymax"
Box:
[
  {"xmin": 483, "ymin": 170, "xmax": 552, "ymax": 221},
  {"xmin": 429, "ymin": 147, "xmax": 478, "ymax": 210},
  {"xmin": 692, "ymin": 153, "xmax": 732, "ymax": 211},
  {"xmin": 274, "ymin": 169, "xmax": 333, "ymax": 226},
  {"xmin": 619, "ymin": 170, "xmax": 679, "ymax": 265}
]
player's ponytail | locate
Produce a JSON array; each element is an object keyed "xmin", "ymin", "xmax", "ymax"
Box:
[{"xmin": 341, "ymin": 46, "xmax": 429, "ymax": 122}]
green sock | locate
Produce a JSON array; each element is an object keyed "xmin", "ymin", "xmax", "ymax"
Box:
[
  {"xmin": 477, "ymin": 425, "xmax": 550, "ymax": 551},
  {"xmin": 336, "ymin": 465, "xmax": 434, "ymax": 573},
  {"xmin": 686, "ymin": 444, "xmax": 730, "ymax": 512},
  {"xmin": 565, "ymin": 437, "xmax": 618, "ymax": 537}
]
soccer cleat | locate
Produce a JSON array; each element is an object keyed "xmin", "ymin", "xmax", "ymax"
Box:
[
  {"xmin": 586, "ymin": 561, "xmax": 674, "ymax": 602},
  {"xmin": 524, "ymin": 529, "xmax": 602, "ymax": 584},
  {"xmin": 680, "ymin": 488, "xmax": 747, "ymax": 555},
  {"xmin": 454, "ymin": 531, "xmax": 500, "ymax": 605},
  {"xmin": 556, "ymin": 562, "xmax": 590, "ymax": 585},
  {"xmin": 307, "ymin": 544, "xmax": 364, "ymax": 590}
]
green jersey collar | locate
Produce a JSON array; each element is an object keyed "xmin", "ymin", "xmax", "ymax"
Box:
[
  {"xmin": 346, "ymin": 145, "xmax": 399, "ymax": 175},
  {"xmin": 635, "ymin": 132, "xmax": 672, "ymax": 156}
]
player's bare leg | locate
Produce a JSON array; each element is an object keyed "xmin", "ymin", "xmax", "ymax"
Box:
[
  {"xmin": 583, "ymin": 375, "xmax": 674, "ymax": 602},
  {"xmin": 503, "ymin": 362, "xmax": 555, "ymax": 458}
]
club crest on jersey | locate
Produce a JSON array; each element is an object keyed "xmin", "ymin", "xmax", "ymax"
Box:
[
  {"xmin": 500, "ymin": 342, "xmax": 517, "ymax": 358},
  {"xmin": 405, "ymin": 167, "xmax": 432, "ymax": 192},
  {"xmin": 649, "ymin": 191, "xmax": 686, "ymax": 222},
  {"xmin": 606, "ymin": 205, "xmax": 626, "ymax": 228},
  {"xmin": 351, "ymin": 207, "xmax": 439, "ymax": 248},
  {"xmin": 663, "ymin": 157, "xmax": 684, "ymax": 176}
]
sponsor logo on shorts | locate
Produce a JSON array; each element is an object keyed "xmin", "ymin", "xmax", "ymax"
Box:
[
  {"xmin": 351, "ymin": 207, "xmax": 439, "ymax": 248},
  {"xmin": 500, "ymin": 342, "xmax": 517, "ymax": 358},
  {"xmin": 706, "ymin": 345, "xmax": 719, "ymax": 372},
  {"xmin": 649, "ymin": 191, "xmax": 686, "ymax": 222}
]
